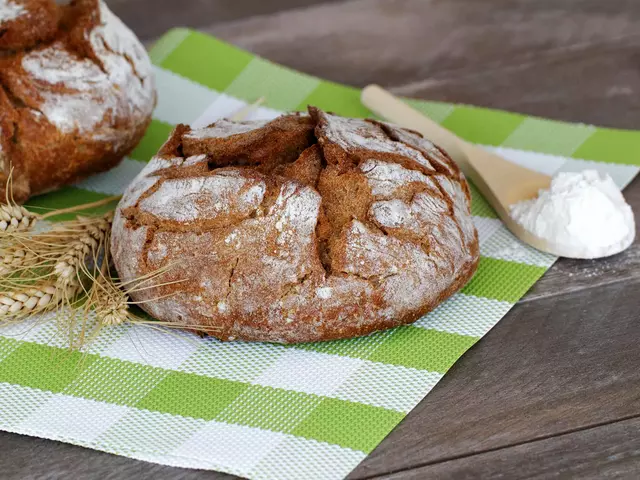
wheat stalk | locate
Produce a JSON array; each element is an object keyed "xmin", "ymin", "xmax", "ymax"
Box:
[
  {"xmin": 93, "ymin": 275, "xmax": 130, "ymax": 327},
  {"xmin": 0, "ymin": 169, "xmax": 37, "ymax": 234},
  {"xmin": 227, "ymin": 96, "xmax": 265, "ymax": 121},
  {"xmin": 53, "ymin": 212, "xmax": 113, "ymax": 289},
  {"xmin": 38, "ymin": 196, "xmax": 122, "ymax": 220},
  {"xmin": 0, "ymin": 206, "xmax": 114, "ymax": 332},
  {"xmin": 0, "ymin": 190, "xmax": 120, "ymax": 241},
  {"xmin": 98, "ymin": 295, "xmax": 130, "ymax": 326}
]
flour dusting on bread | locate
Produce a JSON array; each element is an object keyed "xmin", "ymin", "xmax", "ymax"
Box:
[
  {"xmin": 112, "ymin": 107, "xmax": 479, "ymax": 343},
  {"xmin": 361, "ymin": 158, "xmax": 439, "ymax": 197},
  {"xmin": 139, "ymin": 173, "xmax": 267, "ymax": 222},
  {"xmin": 316, "ymin": 111, "xmax": 436, "ymax": 172},
  {"xmin": 381, "ymin": 122, "xmax": 457, "ymax": 176},
  {"xmin": 185, "ymin": 120, "xmax": 270, "ymax": 140},
  {"xmin": 0, "ymin": 0, "xmax": 25, "ymax": 21},
  {"xmin": 21, "ymin": 2, "xmax": 154, "ymax": 139}
]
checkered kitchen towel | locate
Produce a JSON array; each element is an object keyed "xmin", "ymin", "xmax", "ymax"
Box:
[{"xmin": 1, "ymin": 29, "xmax": 639, "ymax": 480}]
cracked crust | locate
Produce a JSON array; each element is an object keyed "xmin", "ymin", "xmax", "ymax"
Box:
[
  {"xmin": 111, "ymin": 107, "xmax": 479, "ymax": 343},
  {"xmin": 0, "ymin": 0, "xmax": 155, "ymax": 202}
]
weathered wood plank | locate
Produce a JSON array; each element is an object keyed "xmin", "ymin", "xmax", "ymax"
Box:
[
  {"xmin": 0, "ymin": 430, "xmax": 233, "ymax": 480},
  {"xmin": 207, "ymin": 0, "xmax": 640, "ymax": 128},
  {"xmin": 392, "ymin": 36, "xmax": 640, "ymax": 128},
  {"xmin": 105, "ymin": 0, "xmax": 345, "ymax": 42},
  {"xmin": 376, "ymin": 416, "xmax": 640, "ymax": 480},
  {"xmin": 348, "ymin": 278, "xmax": 640, "ymax": 478},
  {"xmin": 3, "ymin": 0, "xmax": 640, "ymax": 479}
]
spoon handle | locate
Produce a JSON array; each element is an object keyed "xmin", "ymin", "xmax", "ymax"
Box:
[
  {"xmin": 360, "ymin": 84, "xmax": 564, "ymax": 256},
  {"xmin": 361, "ymin": 84, "xmax": 551, "ymax": 209},
  {"xmin": 361, "ymin": 85, "xmax": 470, "ymax": 170}
]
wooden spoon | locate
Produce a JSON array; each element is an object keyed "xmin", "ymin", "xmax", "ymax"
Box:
[
  {"xmin": 360, "ymin": 85, "xmax": 567, "ymax": 256},
  {"xmin": 227, "ymin": 96, "xmax": 265, "ymax": 121}
]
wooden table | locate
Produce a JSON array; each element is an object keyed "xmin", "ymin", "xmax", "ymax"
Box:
[{"xmin": 3, "ymin": 1, "xmax": 640, "ymax": 478}]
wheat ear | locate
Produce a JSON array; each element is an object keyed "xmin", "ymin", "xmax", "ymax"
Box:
[
  {"xmin": 0, "ymin": 167, "xmax": 38, "ymax": 233},
  {"xmin": 0, "ymin": 284, "xmax": 57, "ymax": 315},
  {"xmin": 91, "ymin": 247, "xmax": 130, "ymax": 328},
  {"xmin": 53, "ymin": 212, "xmax": 113, "ymax": 289},
  {"xmin": 0, "ymin": 204, "xmax": 38, "ymax": 233},
  {"xmin": 94, "ymin": 276, "xmax": 130, "ymax": 326},
  {"xmin": 0, "ymin": 247, "xmax": 37, "ymax": 277},
  {"xmin": 0, "ymin": 282, "xmax": 80, "ymax": 319}
]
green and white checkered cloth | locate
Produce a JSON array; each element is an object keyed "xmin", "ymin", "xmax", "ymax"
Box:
[{"xmin": 2, "ymin": 29, "xmax": 640, "ymax": 480}]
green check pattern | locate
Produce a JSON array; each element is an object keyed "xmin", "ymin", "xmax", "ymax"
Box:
[{"xmin": 2, "ymin": 28, "xmax": 640, "ymax": 479}]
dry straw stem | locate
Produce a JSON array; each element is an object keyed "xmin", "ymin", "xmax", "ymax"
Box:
[
  {"xmin": 0, "ymin": 193, "xmax": 120, "ymax": 238},
  {"xmin": 0, "ymin": 170, "xmax": 38, "ymax": 233},
  {"xmin": 0, "ymin": 202, "xmax": 221, "ymax": 347},
  {"xmin": 37, "ymin": 195, "xmax": 122, "ymax": 220},
  {"xmin": 88, "ymin": 229, "xmax": 130, "ymax": 328},
  {"xmin": 0, "ymin": 102, "xmax": 260, "ymax": 345}
]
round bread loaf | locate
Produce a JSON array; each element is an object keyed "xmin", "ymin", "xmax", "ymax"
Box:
[
  {"xmin": 0, "ymin": 0, "xmax": 155, "ymax": 202},
  {"xmin": 111, "ymin": 107, "xmax": 479, "ymax": 343}
]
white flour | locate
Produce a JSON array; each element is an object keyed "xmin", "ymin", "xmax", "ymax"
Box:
[
  {"xmin": 185, "ymin": 120, "xmax": 269, "ymax": 139},
  {"xmin": 360, "ymin": 158, "xmax": 437, "ymax": 197},
  {"xmin": 20, "ymin": 2, "xmax": 155, "ymax": 141},
  {"xmin": 320, "ymin": 111, "xmax": 435, "ymax": 171},
  {"xmin": 511, "ymin": 170, "xmax": 635, "ymax": 258},
  {"xmin": 139, "ymin": 173, "xmax": 266, "ymax": 222},
  {"xmin": 0, "ymin": 0, "xmax": 25, "ymax": 22}
]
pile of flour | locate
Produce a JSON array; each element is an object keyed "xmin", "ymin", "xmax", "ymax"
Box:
[{"xmin": 511, "ymin": 170, "xmax": 635, "ymax": 259}]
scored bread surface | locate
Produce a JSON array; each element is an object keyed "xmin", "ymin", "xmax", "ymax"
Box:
[
  {"xmin": 0, "ymin": 0, "xmax": 156, "ymax": 201},
  {"xmin": 111, "ymin": 107, "xmax": 479, "ymax": 343}
]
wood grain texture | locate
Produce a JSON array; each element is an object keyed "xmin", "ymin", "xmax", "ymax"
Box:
[
  {"xmin": 208, "ymin": 0, "xmax": 640, "ymax": 128},
  {"xmin": 105, "ymin": 0, "xmax": 346, "ymax": 42},
  {"xmin": 3, "ymin": 0, "xmax": 640, "ymax": 478},
  {"xmin": 0, "ymin": 430, "xmax": 231, "ymax": 480},
  {"xmin": 377, "ymin": 417, "xmax": 640, "ymax": 480},
  {"xmin": 349, "ymin": 278, "xmax": 640, "ymax": 478}
]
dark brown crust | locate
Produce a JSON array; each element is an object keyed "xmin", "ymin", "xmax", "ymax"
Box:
[
  {"xmin": 111, "ymin": 108, "xmax": 479, "ymax": 344},
  {"xmin": 0, "ymin": 0, "xmax": 155, "ymax": 202},
  {"xmin": 182, "ymin": 114, "xmax": 316, "ymax": 170},
  {"xmin": 0, "ymin": 0, "xmax": 59, "ymax": 51}
]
